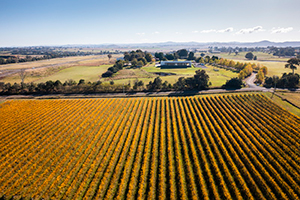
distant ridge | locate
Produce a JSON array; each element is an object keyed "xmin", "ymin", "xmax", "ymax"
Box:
[
  {"xmin": 62, "ymin": 40, "xmax": 300, "ymax": 49},
  {"xmin": 4, "ymin": 40, "xmax": 300, "ymax": 48}
]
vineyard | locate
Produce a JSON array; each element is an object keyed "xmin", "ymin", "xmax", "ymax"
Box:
[{"xmin": 0, "ymin": 94, "xmax": 300, "ymax": 199}]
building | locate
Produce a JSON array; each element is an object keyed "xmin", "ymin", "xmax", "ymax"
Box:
[{"xmin": 160, "ymin": 61, "xmax": 192, "ymax": 68}]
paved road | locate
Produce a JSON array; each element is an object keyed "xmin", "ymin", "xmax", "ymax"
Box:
[{"xmin": 245, "ymin": 73, "xmax": 260, "ymax": 88}]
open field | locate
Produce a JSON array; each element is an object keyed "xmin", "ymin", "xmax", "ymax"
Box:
[
  {"xmin": 37, "ymin": 65, "xmax": 112, "ymax": 83},
  {"xmin": 0, "ymin": 55, "xmax": 117, "ymax": 71},
  {"xmin": 0, "ymin": 94, "xmax": 300, "ymax": 199},
  {"xmin": 216, "ymin": 51, "xmax": 289, "ymax": 62},
  {"xmin": 0, "ymin": 54, "xmax": 121, "ymax": 83},
  {"xmin": 110, "ymin": 64, "xmax": 237, "ymax": 87}
]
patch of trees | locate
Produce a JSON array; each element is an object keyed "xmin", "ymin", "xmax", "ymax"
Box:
[
  {"xmin": 173, "ymin": 70, "xmax": 210, "ymax": 90},
  {"xmin": 146, "ymin": 77, "xmax": 172, "ymax": 91},
  {"xmin": 155, "ymin": 49, "xmax": 192, "ymax": 61},
  {"xmin": 264, "ymin": 58, "xmax": 299, "ymax": 88},
  {"xmin": 223, "ymin": 78, "xmax": 243, "ymax": 89},
  {"xmin": 264, "ymin": 73, "xmax": 299, "ymax": 88},
  {"xmin": 102, "ymin": 50, "xmax": 153, "ymax": 78},
  {"xmin": 194, "ymin": 55, "xmax": 218, "ymax": 64},
  {"xmin": 268, "ymin": 47, "xmax": 296, "ymax": 57},
  {"xmin": 123, "ymin": 49, "xmax": 152, "ymax": 65},
  {"xmin": 102, "ymin": 60, "xmax": 125, "ymax": 77},
  {"xmin": 208, "ymin": 46, "xmax": 266, "ymax": 54}
]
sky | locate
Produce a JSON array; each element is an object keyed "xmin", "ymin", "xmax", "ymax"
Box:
[{"xmin": 0, "ymin": 0, "xmax": 300, "ymax": 47}]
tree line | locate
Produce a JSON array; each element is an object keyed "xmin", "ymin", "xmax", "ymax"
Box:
[{"xmin": 0, "ymin": 69, "xmax": 211, "ymax": 95}]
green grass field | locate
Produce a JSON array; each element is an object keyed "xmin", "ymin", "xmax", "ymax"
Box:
[
  {"xmin": 108, "ymin": 63, "xmax": 237, "ymax": 87},
  {"xmin": 264, "ymin": 92, "xmax": 300, "ymax": 117},
  {"xmin": 37, "ymin": 65, "xmax": 112, "ymax": 83}
]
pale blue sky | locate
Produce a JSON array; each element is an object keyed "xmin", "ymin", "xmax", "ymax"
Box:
[{"xmin": 0, "ymin": 0, "xmax": 299, "ymax": 47}]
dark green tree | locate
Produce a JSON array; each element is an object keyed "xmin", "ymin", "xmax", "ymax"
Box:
[
  {"xmin": 187, "ymin": 52, "xmax": 195, "ymax": 60},
  {"xmin": 176, "ymin": 49, "xmax": 188, "ymax": 58},
  {"xmin": 245, "ymin": 52, "xmax": 254, "ymax": 60},
  {"xmin": 285, "ymin": 58, "xmax": 299, "ymax": 74},
  {"xmin": 223, "ymin": 78, "xmax": 243, "ymax": 89},
  {"xmin": 155, "ymin": 52, "xmax": 165, "ymax": 61},
  {"xmin": 145, "ymin": 53, "xmax": 153, "ymax": 62},
  {"xmin": 165, "ymin": 53, "xmax": 175, "ymax": 60}
]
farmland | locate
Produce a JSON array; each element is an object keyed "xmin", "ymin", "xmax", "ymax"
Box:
[
  {"xmin": 108, "ymin": 63, "xmax": 237, "ymax": 87},
  {"xmin": 0, "ymin": 94, "xmax": 300, "ymax": 199}
]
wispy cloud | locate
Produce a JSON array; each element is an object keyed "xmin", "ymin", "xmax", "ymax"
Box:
[
  {"xmin": 236, "ymin": 26, "xmax": 264, "ymax": 34},
  {"xmin": 136, "ymin": 32, "xmax": 145, "ymax": 36},
  {"xmin": 271, "ymin": 27, "xmax": 293, "ymax": 33},
  {"xmin": 217, "ymin": 27, "xmax": 233, "ymax": 33},
  {"xmin": 152, "ymin": 31, "xmax": 160, "ymax": 34},
  {"xmin": 200, "ymin": 27, "xmax": 233, "ymax": 33},
  {"xmin": 192, "ymin": 30, "xmax": 199, "ymax": 33},
  {"xmin": 201, "ymin": 29, "xmax": 216, "ymax": 33},
  {"xmin": 175, "ymin": 32, "xmax": 182, "ymax": 35}
]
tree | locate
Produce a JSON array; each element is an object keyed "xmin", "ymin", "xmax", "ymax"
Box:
[
  {"xmin": 102, "ymin": 70, "xmax": 113, "ymax": 77},
  {"xmin": 155, "ymin": 52, "xmax": 165, "ymax": 61},
  {"xmin": 165, "ymin": 53, "xmax": 175, "ymax": 60},
  {"xmin": 253, "ymin": 56, "xmax": 257, "ymax": 60},
  {"xmin": 245, "ymin": 52, "xmax": 254, "ymax": 60},
  {"xmin": 131, "ymin": 58, "xmax": 138, "ymax": 67},
  {"xmin": 78, "ymin": 79, "xmax": 85, "ymax": 85},
  {"xmin": 256, "ymin": 70, "xmax": 264, "ymax": 84},
  {"xmin": 285, "ymin": 58, "xmax": 299, "ymax": 74},
  {"xmin": 192, "ymin": 70, "xmax": 209, "ymax": 90},
  {"xmin": 107, "ymin": 54, "xmax": 112, "ymax": 60},
  {"xmin": 176, "ymin": 49, "xmax": 188, "ymax": 58},
  {"xmin": 147, "ymin": 77, "xmax": 163, "ymax": 90},
  {"xmin": 223, "ymin": 78, "xmax": 243, "ymax": 89},
  {"xmin": 261, "ymin": 66, "xmax": 268, "ymax": 76},
  {"xmin": 138, "ymin": 57, "xmax": 147, "ymax": 65},
  {"xmin": 200, "ymin": 53, "xmax": 205, "ymax": 57},
  {"xmin": 137, "ymin": 60, "xmax": 144, "ymax": 68},
  {"xmin": 204, "ymin": 56, "xmax": 210, "ymax": 63},
  {"xmin": 124, "ymin": 52, "xmax": 130, "ymax": 61},
  {"xmin": 145, "ymin": 53, "xmax": 153, "ymax": 62},
  {"xmin": 187, "ymin": 52, "xmax": 195, "ymax": 60},
  {"xmin": 18, "ymin": 69, "xmax": 27, "ymax": 84},
  {"xmin": 173, "ymin": 77, "xmax": 186, "ymax": 90}
]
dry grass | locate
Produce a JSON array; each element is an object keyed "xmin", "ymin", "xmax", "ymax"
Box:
[
  {"xmin": 0, "ymin": 54, "xmax": 120, "ymax": 70},
  {"xmin": 0, "ymin": 54, "xmax": 121, "ymax": 83}
]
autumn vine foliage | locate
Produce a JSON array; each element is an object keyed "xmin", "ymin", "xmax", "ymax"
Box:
[{"xmin": 0, "ymin": 94, "xmax": 300, "ymax": 199}]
